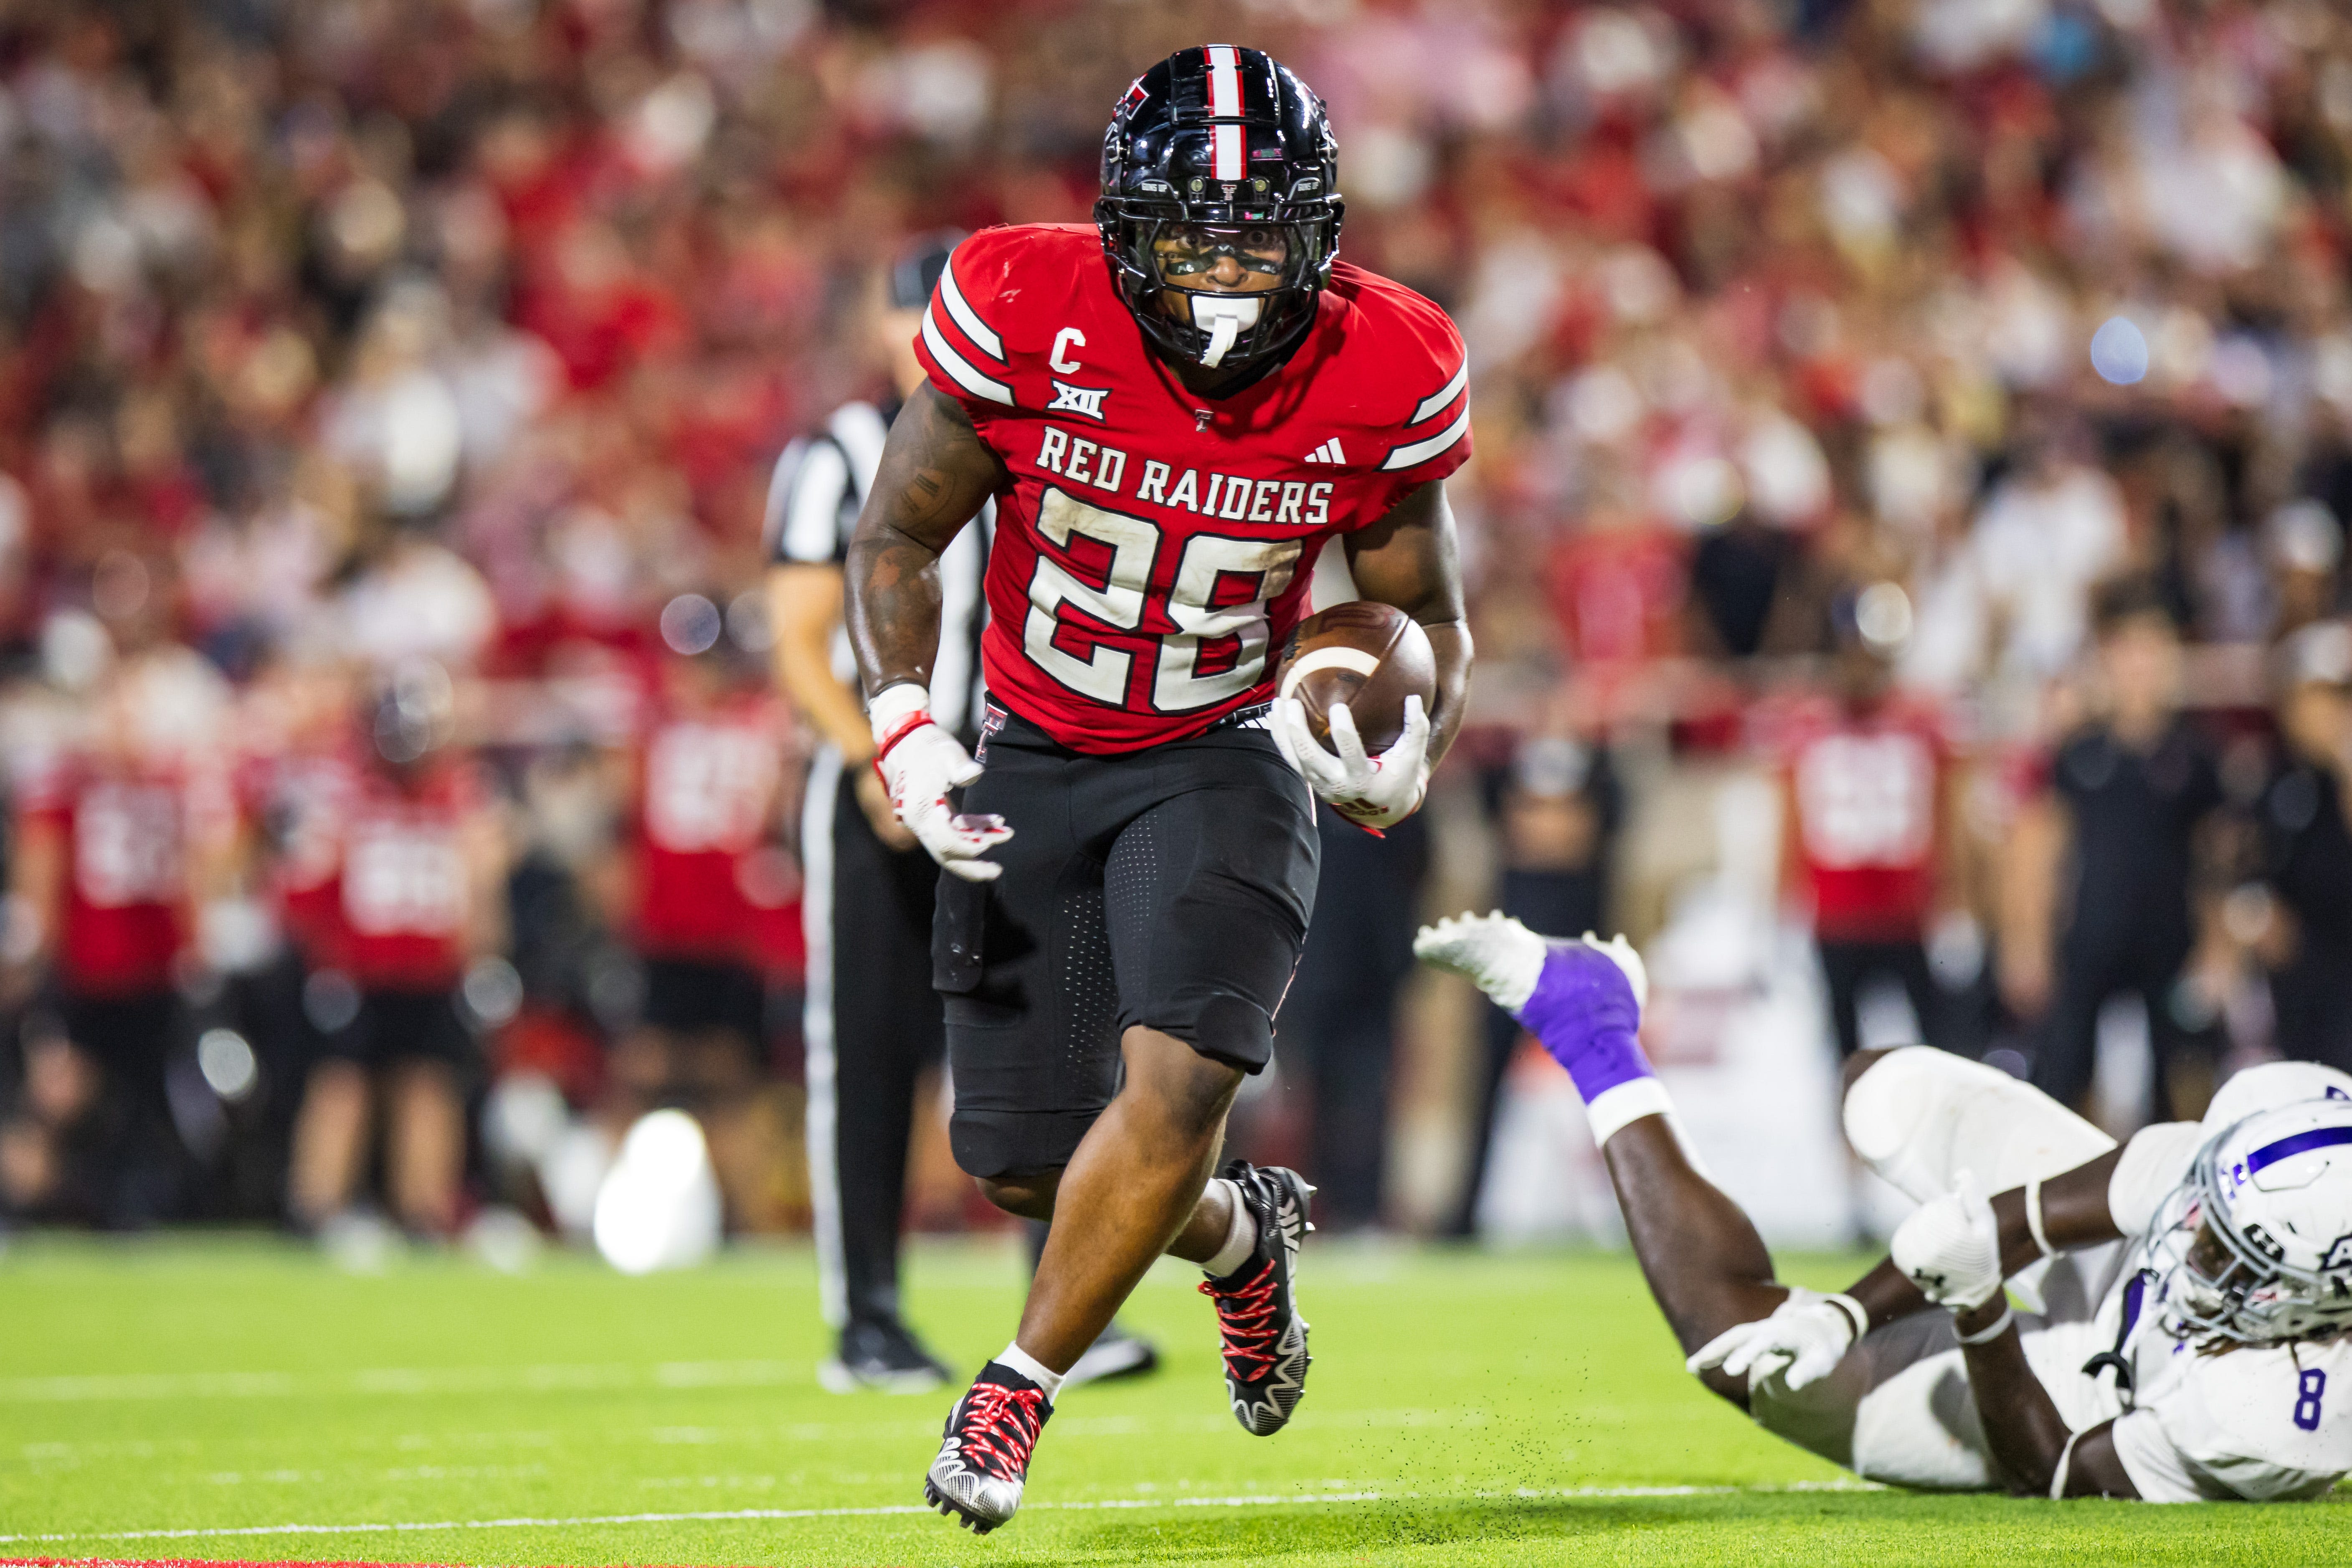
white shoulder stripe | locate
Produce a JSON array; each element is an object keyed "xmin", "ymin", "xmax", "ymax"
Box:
[
  {"xmin": 761, "ymin": 436, "xmax": 806, "ymax": 554},
  {"xmin": 936, "ymin": 259, "xmax": 1003, "ymax": 362},
  {"xmin": 922, "ymin": 305, "xmax": 1015, "ymax": 406},
  {"xmin": 1379, "ymin": 401, "xmax": 1471, "ymax": 471},
  {"xmin": 776, "ymin": 439, "xmax": 850, "ymax": 563},
  {"xmin": 1410, "ymin": 361, "xmax": 1469, "ymax": 425}
]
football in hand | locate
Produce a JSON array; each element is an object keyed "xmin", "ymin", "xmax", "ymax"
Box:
[{"xmin": 1275, "ymin": 601, "xmax": 1437, "ymax": 756}]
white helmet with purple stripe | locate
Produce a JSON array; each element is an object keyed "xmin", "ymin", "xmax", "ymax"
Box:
[{"xmin": 2154, "ymin": 1098, "xmax": 2352, "ymax": 1345}]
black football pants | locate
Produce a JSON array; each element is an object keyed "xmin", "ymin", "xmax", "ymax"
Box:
[
  {"xmin": 934, "ymin": 706, "xmax": 1318, "ymax": 1180},
  {"xmin": 802, "ymin": 747, "xmax": 945, "ymax": 1332}
]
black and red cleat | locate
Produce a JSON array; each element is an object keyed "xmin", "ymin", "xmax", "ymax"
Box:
[
  {"xmin": 922, "ymin": 1362, "xmax": 1052, "ymax": 1533},
  {"xmin": 1200, "ymin": 1160, "xmax": 1314, "ymax": 1436}
]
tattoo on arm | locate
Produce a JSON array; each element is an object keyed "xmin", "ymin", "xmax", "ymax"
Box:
[{"xmin": 844, "ymin": 385, "xmax": 1006, "ymax": 704}]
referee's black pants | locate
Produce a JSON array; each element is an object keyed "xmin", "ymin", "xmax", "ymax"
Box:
[
  {"xmin": 801, "ymin": 746, "xmax": 945, "ymax": 1332},
  {"xmin": 1277, "ymin": 811, "xmax": 1427, "ymax": 1231},
  {"xmin": 1450, "ymin": 865, "xmax": 1605, "ymax": 1237},
  {"xmin": 2030, "ymin": 937, "xmax": 2221, "ymax": 1125}
]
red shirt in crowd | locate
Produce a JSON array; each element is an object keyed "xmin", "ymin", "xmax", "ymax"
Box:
[
  {"xmin": 1546, "ymin": 521, "xmax": 1688, "ymax": 667},
  {"xmin": 631, "ymin": 697, "xmax": 786, "ymax": 966},
  {"xmin": 322, "ymin": 761, "xmax": 486, "ymax": 992},
  {"xmin": 18, "ymin": 757, "xmax": 232, "ymax": 996},
  {"xmin": 1781, "ymin": 693, "xmax": 1949, "ymax": 942}
]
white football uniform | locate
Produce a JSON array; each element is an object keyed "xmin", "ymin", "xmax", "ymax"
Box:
[{"xmin": 1751, "ymin": 1051, "xmax": 2352, "ymax": 1500}]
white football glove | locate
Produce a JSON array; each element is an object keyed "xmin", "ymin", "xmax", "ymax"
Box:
[
  {"xmin": 1890, "ymin": 1170, "xmax": 2005, "ymax": 1312},
  {"xmin": 1687, "ymin": 1287, "xmax": 1866, "ymax": 1391},
  {"xmin": 1270, "ymin": 694, "xmax": 1431, "ymax": 831},
  {"xmin": 869, "ymin": 683, "xmax": 1012, "ymax": 882}
]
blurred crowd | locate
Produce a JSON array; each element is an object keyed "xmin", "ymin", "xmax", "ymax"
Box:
[{"xmin": 6, "ymin": 0, "xmax": 2352, "ymax": 1242}]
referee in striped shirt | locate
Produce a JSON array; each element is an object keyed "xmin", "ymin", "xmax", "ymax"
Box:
[
  {"xmin": 767, "ymin": 235, "xmax": 1159, "ymax": 1393},
  {"xmin": 767, "ymin": 235, "xmax": 983, "ymax": 1391}
]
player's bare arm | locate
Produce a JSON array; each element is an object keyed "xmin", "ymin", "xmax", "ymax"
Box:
[
  {"xmin": 1835, "ymin": 1145, "xmax": 2140, "ymax": 1496},
  {"xmin": 842, "ymin": 385, "xmax": 1012, "ymax": 882},
  {"xmin": 843, "ymin": 384, "xmax": 1005, "ymax": 701},
  {"xmin": 1345, "ymin": 477, "xmax": 1473, "ymax": 773},
  {"xmin": 1840, "ymin": 1146, "xmax": 2127, "ymax": 1330},
  {"xmin": 1860, "ymin": 1137, "xmax": 2144, "ymax": 1497},
  {"xmin": 1950, "ymin": 1307, "xmax": 2138, "ymax": 1496}
]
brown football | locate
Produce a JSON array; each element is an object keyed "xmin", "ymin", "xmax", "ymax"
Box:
[{"xmin": 1275, "ymin": 600, "xmax": 1437, "ymax": 755}]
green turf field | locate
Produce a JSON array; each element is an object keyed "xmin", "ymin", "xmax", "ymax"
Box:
[{"xmin": 2, "ymin": 1235, "xmax": 2344, "ymax": 1566}]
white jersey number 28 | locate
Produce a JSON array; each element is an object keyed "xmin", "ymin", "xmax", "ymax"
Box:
[{"xmin": 1025, "ymin": 487, "xmax": 1302, "ymax": 713}]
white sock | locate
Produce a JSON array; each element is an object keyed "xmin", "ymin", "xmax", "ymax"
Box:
[
  {"xmin": 1200, "ymin": 1178, "xmax": 1257, "ymax": 1277},
  {"xmin": 996, "ymin": 1341, "xmax": 1065, "ymax": 1401}
]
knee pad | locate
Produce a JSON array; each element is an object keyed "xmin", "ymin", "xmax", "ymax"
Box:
[{"xmin": 1843, "ymin": 1047, "xmax": 2112, "ymax": 1203}]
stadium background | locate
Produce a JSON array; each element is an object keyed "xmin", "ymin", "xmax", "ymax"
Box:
[{"xmin": 7, "ymin": 0, "xmax": 2352, "ymax": 1243}]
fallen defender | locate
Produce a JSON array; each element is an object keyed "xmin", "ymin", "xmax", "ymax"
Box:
[{"xmin": 1416, "ymin": 911, "xmax": 2352, "ymax": 1500}]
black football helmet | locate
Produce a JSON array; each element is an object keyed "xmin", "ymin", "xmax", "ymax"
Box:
[{"xmin": 1097, "ymin": 45, "xmax": 1342, "ymax": 373}]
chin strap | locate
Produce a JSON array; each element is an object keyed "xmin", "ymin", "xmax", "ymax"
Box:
[{"xmin": 2080, "ymin": 1267, "xmax": 2157, "ymax": 1406}]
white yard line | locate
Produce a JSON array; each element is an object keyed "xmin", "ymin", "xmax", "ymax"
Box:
[
  {"xmin": 21, "ymin": 1406, "xmax": 1495, "ymax": 1462},
  {"xmin": 2, "ymin": 1362, "xmax": 801, "ymax": 1404},
  {"xmin": 0, "ymin": 1482, "xmax": 1886, "ymax": 1545}
]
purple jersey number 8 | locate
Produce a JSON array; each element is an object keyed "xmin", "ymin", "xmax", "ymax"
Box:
[{"xmin": 2293, "ymin": 1368, "xmax": 2326, "ymax": 1433}]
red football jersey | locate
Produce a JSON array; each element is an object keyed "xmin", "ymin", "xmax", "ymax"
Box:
[
  {"xmin": 18, "ymin": 757, "xmax": 232, "ymax": 995},
  {"xmin": 631, "ymin": 699, "xmax": 786, "ymax": 963},
  {"xmin": 238, "ymin": 742, "xmax": 364, "ymax": 962},
  {"xmin": 1783, "ymin": 695, "xmax": 1949, "ymax": 940},
  {"xmin": 324, "ymin": 762, "xmax": 484, "ymax": 990},
  {"xmin": 915, "ymin": 223, "xmax": 1472, "ymax": 754}
]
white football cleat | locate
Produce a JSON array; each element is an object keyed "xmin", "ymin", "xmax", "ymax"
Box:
[
  {"xmin": 1414, "ymin": 912, "xmax": 1647, "ymax": 1014},
  {"xmin": 1412, "ymin": 910, "xmax": 1548, "ymax": 1011}
]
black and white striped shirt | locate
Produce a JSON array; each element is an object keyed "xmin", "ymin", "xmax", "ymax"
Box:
[{"xmin": 764, "ymin": 398, "xmax": 992, "ymax": 747}]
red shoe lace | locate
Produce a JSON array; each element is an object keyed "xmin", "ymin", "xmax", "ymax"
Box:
[
  {"xmin": 957, "ymin": 1382, "xmax": 1047, "ymax": 1479},
  {"xmin": 1200, "ymin": 1259, "xmax": 1281, "ymax": 1381}
]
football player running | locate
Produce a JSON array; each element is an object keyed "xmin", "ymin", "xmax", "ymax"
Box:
[
  {"xmin": 1416, "ymin": 912, "xmax": 2352, "ymax": 1500},
  {"xmin": 844, "ymin": 47, "xmax": 1474, "ymax": 1533}
]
